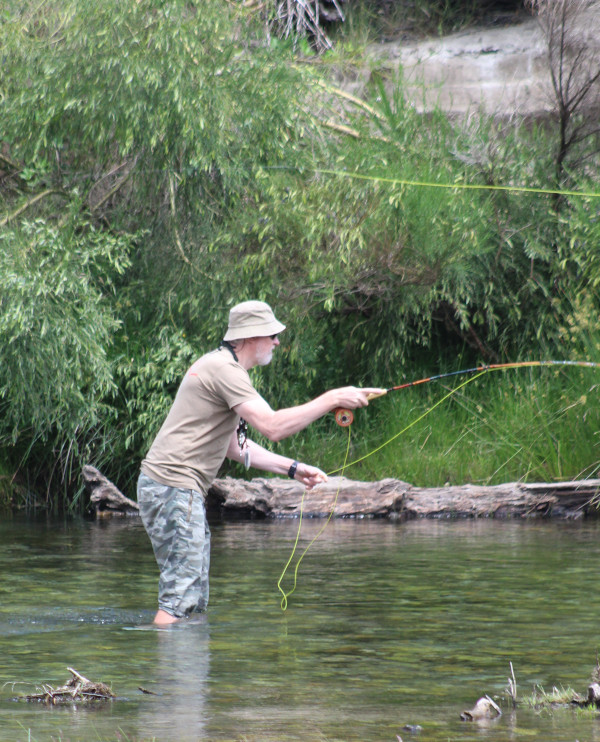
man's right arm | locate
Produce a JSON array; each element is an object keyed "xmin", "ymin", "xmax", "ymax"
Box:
[{"xmin": 233, "ymin": 386, "xmax": 384, "ymax": 442}]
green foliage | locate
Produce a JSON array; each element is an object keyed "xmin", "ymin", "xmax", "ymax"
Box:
[
  {"xmin": 0, "ymin": 0, "xmax": 319, "ymax": 503},
  {"xmin": 1, "ymin": 0, "xmax": 309, "ymax": 220},
  {"xmin": 222, "ymin": 83, "xmax": 598, "ymax": 389},
  {"xmin": 1, "ymin": 0, "xmax": 599, "ymax": 508},
  {"xmin": 117, "ymin": 327, "xmax": 198, "ymax": 463},
  {"xmin": 0, "ymin": 218, "xmax": 133, "ymax": 505}
]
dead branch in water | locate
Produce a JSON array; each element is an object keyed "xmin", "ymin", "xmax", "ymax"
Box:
[{"xmin": 20, "ymin": 667, "xmax": 116, "ymax": 705}]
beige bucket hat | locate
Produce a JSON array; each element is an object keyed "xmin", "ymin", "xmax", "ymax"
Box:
[{"xmin": 223, "ymin": 300, "xmax": 286, "ymax": 341}]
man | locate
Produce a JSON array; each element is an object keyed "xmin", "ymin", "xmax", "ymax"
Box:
[{"xmin": 137, "ymin": 300, "xmax": 383, "ymax": 625}]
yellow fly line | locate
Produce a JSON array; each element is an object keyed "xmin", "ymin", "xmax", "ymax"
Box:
[
  {"xmin": 277, "ymin": 422, "xmax": 354, "ymax": 611},
  {"xmin": 277, "ymin": 360, "xmax": 600, "ymax": 610},
  {"xmin": 277, "ymin": 371, "xmax": 486, "ymax": 610},
  {"xmin": 311, "ymin": 167, "xmax": 600, "ymax": 200}
]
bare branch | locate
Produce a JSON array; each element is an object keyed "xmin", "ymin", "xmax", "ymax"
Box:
[
  {"xmin": 167, "ymin": 173, "xmax": 216, "ymax": 281},
  {"xmin": 90, "ymin": 168, "xmax": 135, "ymax": 212},
  {"xmin": 0, "ymin": 152, "xmax": 22, "ymax": 173},
  {"xmin": 314, "ymin": 80, "xmax": 386, "ymax": 121},
  {"xmin": 168, "ymin": 173, "xmax": 192, "ymax": 266},
  {"xmin": 0, "ymin": 188, "xmax": 68, "ymax": 227},
  {"xmin": 269, "ymin": 0, "xmax": 347, "ymax": 53},
  {"xmin": 529, "ymin": 0, "xmax": 600, "ymax": 186}
]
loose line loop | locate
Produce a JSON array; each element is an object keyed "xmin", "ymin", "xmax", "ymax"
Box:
[{"xmin": 277, "ymin": 424, "xmax": 353, "ymax": 611}]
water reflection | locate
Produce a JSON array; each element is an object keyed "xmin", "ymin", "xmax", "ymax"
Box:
[{"xmin": 135, "ymin": 620, "xmax": 210, "ymax": 741}]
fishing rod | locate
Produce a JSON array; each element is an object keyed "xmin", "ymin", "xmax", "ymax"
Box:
[
  {"xmin": 333, "ymin": 360, "xmax": 600, "ymax": 426},
  {"xmin": 280, "ymin": 358, "xmax": 599, "ymax": 609}
]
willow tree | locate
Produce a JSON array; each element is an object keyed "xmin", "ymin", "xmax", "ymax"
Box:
[{"xmin": 0, "ymin": 0, "xmax": 317, "ymax": 504}]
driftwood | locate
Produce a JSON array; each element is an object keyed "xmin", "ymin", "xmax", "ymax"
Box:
[
  {"xmin": 21, "ymin": 667, "xmax": 115, "ymax": 705},
  {"xmin": 82, "ymin": 465, "xmax": 139, "ymax": 516},
  {"xmin": 461, "ymin": 695, "xmax": 502, "ymax": 721},
  {"xmin": 207, "ymin": 476, "xmax": 600, "ymax": 520},
  {"xmin": 83, "ymin": 464, "xmax": 600, "ymax": 520}
]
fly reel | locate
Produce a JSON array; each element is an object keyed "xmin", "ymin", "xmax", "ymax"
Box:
[
  {"xmin": 334, "ymin": 408, "xmax": 353, "ymax": 427},
  {"xmin": 333, "ymin": 390, "xmax": 387, "ymax": 427}
]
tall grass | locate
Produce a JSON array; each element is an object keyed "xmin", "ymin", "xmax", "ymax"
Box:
[{"xmin": 267, "ymin": 364, "xmax": 600, "ymax": 487}]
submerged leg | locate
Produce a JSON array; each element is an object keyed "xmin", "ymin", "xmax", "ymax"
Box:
[{"xmin": 138, "ymin": 474, "xmax": 211, "ymax": 620}]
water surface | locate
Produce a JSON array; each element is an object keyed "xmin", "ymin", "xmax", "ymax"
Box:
[{"xmin": 1, "ymin": 515, "xmax": 599, "ymax": 741}]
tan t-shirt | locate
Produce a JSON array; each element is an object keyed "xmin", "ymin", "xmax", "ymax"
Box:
[{"xmin": 141, "ymin": 347, "xmax": 262, "ymax": 492}]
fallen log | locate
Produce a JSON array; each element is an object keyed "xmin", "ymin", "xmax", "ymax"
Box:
[
  {"xmin": 207, "ymin": 476, "xmax": 600, "ymax": 521},
  {"xmin": 83, "ymin": 465, "xmax": 600, "ymax": 520},
  {"xmin": 207, "ymin": 476, "xmax": 408, "ymax": 519}
]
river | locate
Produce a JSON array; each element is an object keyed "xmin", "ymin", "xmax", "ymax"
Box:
[{"xmin": 1, "ymin": 514, "xmax": 599, "ymax": 741}]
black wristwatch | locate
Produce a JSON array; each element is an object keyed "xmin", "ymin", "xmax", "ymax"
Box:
[{"xmin": 288, "ymin": 460, "xmax": 299, "ymax": 479}]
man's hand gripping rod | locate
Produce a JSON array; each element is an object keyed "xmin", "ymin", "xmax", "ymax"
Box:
[{"xmin": 334, "ymin": 390, "xmax": 388, "ymax": 427}]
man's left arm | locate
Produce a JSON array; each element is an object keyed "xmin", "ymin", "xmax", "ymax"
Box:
[{"xmin": 225, "ymin": 432, "xmax": 327, "ymax": 489}]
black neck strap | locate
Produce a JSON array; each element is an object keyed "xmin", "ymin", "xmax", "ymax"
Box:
[{"xmin": 219, "ymin": 340, "xmax": 239, "ymax": 363}]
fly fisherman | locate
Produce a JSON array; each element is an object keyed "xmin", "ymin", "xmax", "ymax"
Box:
[{"xmin": 137, "ymin": 300, "xmax": 384, "ymax": 625}]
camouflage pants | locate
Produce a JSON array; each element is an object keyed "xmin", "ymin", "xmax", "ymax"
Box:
[{"xmin": 137, "ymin": 473, "xmax": 211, "ymax": 619}]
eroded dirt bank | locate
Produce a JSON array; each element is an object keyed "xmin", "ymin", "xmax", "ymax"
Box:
[{"xmin": 335, "ymin": 9, "xmax": 600, "ymax": 116}]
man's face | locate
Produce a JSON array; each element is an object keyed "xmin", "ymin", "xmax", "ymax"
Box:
[{"xmin": 252, "ymin": 334, "xmax": 280, "ymax": 366}]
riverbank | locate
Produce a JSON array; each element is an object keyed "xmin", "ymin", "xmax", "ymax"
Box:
[{"xmin": 337, "ymin": 7, "xmax": 600, "ymax": 116}]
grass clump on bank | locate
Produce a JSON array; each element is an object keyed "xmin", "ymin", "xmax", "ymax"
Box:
[{"xmin": 503, "ymin": 660, "xmax": 600, "ymax": 715}]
